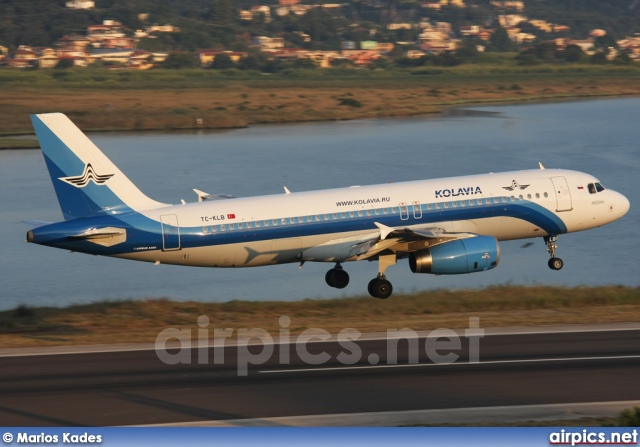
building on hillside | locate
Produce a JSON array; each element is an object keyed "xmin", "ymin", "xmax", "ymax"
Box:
[
  {"xmin": 460, "ymin": 25, "xmax": 481, "ymax": 36},
  {"xmin": 498, "ymin": 14, "xmax": 527, "ymax": 27},
  {"xmin": 253, "ymin": 36, "xmax": 285, "ymax": 51},
  {"xmin": 490, "ymin": 1, "xmax": 524, "ymax": 10},
  {"xmin": 407, "ymin": 49, "xmax": 426, "ymax": 58},
  {"xmin": 529, "ymin": 20, "xmax": 553, "ymax": 33},
  {"xmin": 553, "ymin": 25, "xmax": 570, "ymax": 33},
  {"xmin": 617, "ymin": 37, "xmax": 640, "ymax": 60},
  {"xmin": 88, "ymin": 20, "xmax": 129, "ymax": 48},
  {"xmin": 387, "ymin": 23, "xmax": 413, "ymax": 30},
  {"xmin": 65, "ymin": 0, "xmax": 94, "ymax": 9},
  {"xmin": 6, "ymin": 45, "xmax": 37, "ymax": 68},
  {"xmin": 56, "ymin": 34, "xmax": 92, "ymax": 53},
  {"xmin": 127, "ymin": 50, "xmax": 154, "ymax": 70},
  {"xmin": 36, "ymin": 48, "xmax": 59, "ymax": 68}
]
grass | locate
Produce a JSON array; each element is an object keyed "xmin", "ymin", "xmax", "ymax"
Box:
[
  {"xmin": 0, "ymin": 137, "xmax": 39, "ymax": 149},
  {"xmin": 1, "ymin": 285, "xmax": 638, "ymax": 348},
  {"xmin": 0, "ymin": 65, "xmax": 638, "ymax": 136}
]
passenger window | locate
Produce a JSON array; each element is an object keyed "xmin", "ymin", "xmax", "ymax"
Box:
[
  {"xmin": 444, "ymin": 202, "xmax": 449, "ymax": 208},
  {"xmin": 544, "ymin": 192, "xmax": 548, "ymax": 198},
  {"xmin": 518, "ymin": 195, "xmax": 523, "ymax": 200},
  {"xmin": 220, "ymin": 225, "xmax": 225, "ymax": 232},
  {"xmin": 366, "ymin": 210, "xmax": 371, "ymax": 216},
  {"xmin": 461, "ymin": 200, "xmax": 466, "ymax": 207},
  {"xmin": 203, "ymin": 226, "xmax": 208, "ymax": 233},
  {"xmin": 535, "ymin": 193, "xmax": 540, "ymax": 199},
  {"xmin": 358, "ymin": 211, "xmax": 363, "ymax": 217},
  {"xmin": 212, "ymin": 226, "xmax": 217, "ymax": 232},
  {"xmin": 588, "ymin": 183, "xmax": 596, "ymax": 194}
]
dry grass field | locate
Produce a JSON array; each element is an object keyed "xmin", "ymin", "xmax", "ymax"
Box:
[{"xmin": 1, "ymin": 67, "xmax": 639, "ymax": 136}]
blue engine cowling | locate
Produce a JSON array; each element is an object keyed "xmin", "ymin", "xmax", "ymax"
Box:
[{"xmin": 409, "ymin": 236, "xmax": 500, "ymax": 275}]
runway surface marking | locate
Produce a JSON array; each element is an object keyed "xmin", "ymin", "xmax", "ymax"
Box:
[{"xmin": 258, "ymin": 354, "xmax": 640, "ymax": 374}]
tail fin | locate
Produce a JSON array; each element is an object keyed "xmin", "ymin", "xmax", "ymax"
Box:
[{"xmin": 31, "ymin": 113, "xmax": 167, "ymax": 220}]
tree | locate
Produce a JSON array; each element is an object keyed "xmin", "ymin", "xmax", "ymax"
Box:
[
  {"xmin": 594, "ymin": 33, "xmax": 618, "ymax": 53},
  {"xmin": 55, "ymin": 58, "xmax": 74, "ymax": 69},
  {"xmin": 489, "ymin": 26, "xmax": 513, "ymax": 52},
  {"xmin": 209, "ymin": 0, "xmax": 233, "ymax": 25},
  {"xmin": 162, "ymin": 53, "xmax": 199, "ymax": 69},
  {"xmin": 563, "ymin": 44, "xmax": 585, "ymax": 63},
  {"xmin": 590, "ymin": 52, "xmax": 608, "ymax": 65},
  {"xmin": 211, "ymin": 52, "xmax": 235, "ymax": 69},
  {"xmin": 455, "ymin": 41, "xmax": 479, "ymax": 61}
]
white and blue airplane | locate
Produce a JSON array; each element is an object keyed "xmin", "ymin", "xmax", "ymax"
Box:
[{"xmin": 26, "ymin": 113, "xmax": 630, "ymax": 299}]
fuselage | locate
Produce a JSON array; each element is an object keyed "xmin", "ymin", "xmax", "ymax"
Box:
[{"xmin": 28, "ymin": 168, "xmax": 630, "ymax": 268}]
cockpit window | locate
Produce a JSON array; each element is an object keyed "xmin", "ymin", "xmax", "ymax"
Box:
[
  {"xmin": 595, "ymin": 182, "xmax": 605, "ymax": 192},
  {"xmin": 588, "ymin": 183, "xmax": 596, "ymax": 194}
]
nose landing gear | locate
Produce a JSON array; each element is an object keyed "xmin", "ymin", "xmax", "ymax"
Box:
[{"xmin": 544, "ymin": 235, "xmax": 563, "ymax": 270}]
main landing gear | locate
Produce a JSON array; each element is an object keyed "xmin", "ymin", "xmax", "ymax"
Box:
[
  {"xmin": 544, "ymin": 235, "xmax": 564, "ymax": 270},
  {"xmin": 324, "ymin": 254, "xmax": 398, "ymax": 299},
  {"xmin": 325, "ymin": 263, "xmax": 350, "ymax": 289},
  {"xmin": 368, "ymin": 253, "xmax": 397, "ymax": 299},
  {"xmin": 368, "ymin": 275, "xmax": 393, "ymax": 300}
]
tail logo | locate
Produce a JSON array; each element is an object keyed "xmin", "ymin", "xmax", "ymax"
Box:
[
  {"xmin": 59, "ymin": 163, "xmax": 114, "ymax": 188},
  {"xmin": 502, "ymin": 180, "xmax": 530, "ymax": 191}
]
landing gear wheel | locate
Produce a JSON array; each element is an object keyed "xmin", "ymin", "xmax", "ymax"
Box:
[
  {"xmin": 325, "ymin": 267, "xmax": 349, "ymax": 288},
  {"xmin": 325, "ymin": 269, "xmax": 336, "ymax": 287},
  {"xmin": 548, "ymin": 257, "xmax": 564, "ymax": 270},
  {"xmin": 368, "ymin": 278, "xmax": 393, "ymax": 299},
  {"xmin": 332, "ymin": 269, "xmax": 349, "ymax": 289}
]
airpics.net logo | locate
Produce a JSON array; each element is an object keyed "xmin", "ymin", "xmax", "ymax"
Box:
[
  {"xmin": 154, "ymin": 316, "xmax": 485, "ymax": 376},
  {"xmin": 549, "ymin": 429, "xmax": 638, "ymax": 446}
]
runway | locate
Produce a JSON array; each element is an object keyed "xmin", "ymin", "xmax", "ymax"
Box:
[{"xmin": 1, "ymin": 324, "xmax": 639, "ymax": 426}]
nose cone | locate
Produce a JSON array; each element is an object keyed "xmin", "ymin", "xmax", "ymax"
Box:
[{"xmin": 618, "ymin": 192, "xmax": 630, "ymax": 218}]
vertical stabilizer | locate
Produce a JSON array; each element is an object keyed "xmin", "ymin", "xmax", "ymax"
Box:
[{"xmin": 31, "ymin": 113, "xmax": 167, "ymax": 220}]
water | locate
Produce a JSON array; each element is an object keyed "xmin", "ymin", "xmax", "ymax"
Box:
[{"xmin": 1, "ymin": 98, "xmax": 638, "ymax": 310}]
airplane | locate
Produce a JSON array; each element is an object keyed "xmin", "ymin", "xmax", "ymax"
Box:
[{"xmin": 26, "ymin": 113, "xmax": 630, "ymax": 299}]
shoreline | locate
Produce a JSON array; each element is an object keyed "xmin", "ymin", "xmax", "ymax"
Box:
[{"xmin": 2, "ymin": 90, "xmax": 638, "ymax": 150}]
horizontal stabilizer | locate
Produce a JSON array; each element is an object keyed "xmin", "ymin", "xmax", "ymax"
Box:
[
  {"xmin": 193, "ymin": 189, "xmax": 235, "ymax": 202},
  {"xmin": 69, "ymin": 227, "xmax": 126, "ymax": 247}
]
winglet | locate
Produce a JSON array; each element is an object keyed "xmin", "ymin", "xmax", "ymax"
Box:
[
  {"xmin": 284, "ymin": 186, "xmax": 291, "ymax": 195},
  {"xmin": 374, "ymin": 222, "xmax": 394, "ymax": 240},
  {"xmin": 538, "ymin": 162, "xmax": 545, "ymax": 170},
  {"xmin": 193, "ymin": 188, "xmax": 210, "ymax": 202}
]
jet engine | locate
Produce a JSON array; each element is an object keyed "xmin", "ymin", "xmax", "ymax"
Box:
[{"xmin": 409, "ymin": 236, "xmax": 500, "ymax": 275}]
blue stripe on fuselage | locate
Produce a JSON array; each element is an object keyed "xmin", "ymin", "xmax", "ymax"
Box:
[{"xmin": 29, "ymin": 200, "xmax": 566, "ymax": 256}]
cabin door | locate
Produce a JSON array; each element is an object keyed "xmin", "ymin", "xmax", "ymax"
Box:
[
  {"xmin": 550, "ymin": 176, "xmax": 573, "ymax": 212},
  {"xmin": 160, "ymin": 214, "xmax": 181, "ymax": 251}
]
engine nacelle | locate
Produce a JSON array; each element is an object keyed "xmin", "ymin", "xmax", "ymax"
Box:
[{"xmin": 409, "ymin": 236, "xmax": 500, "ymax": 275}]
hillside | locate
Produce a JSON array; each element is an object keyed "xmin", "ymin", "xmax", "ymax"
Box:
[{"xmin": 0, "ymin": 0, "xmax": 638, "ymax": 52}]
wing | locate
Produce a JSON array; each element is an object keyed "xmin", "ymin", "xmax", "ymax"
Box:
[
  {"xmin": 352, "ymin": 222, "xmax": 477, "ymax": 261},
  {"xmin": 303, "ymin": 222, "xmax": 477, "ymax": 263}
]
